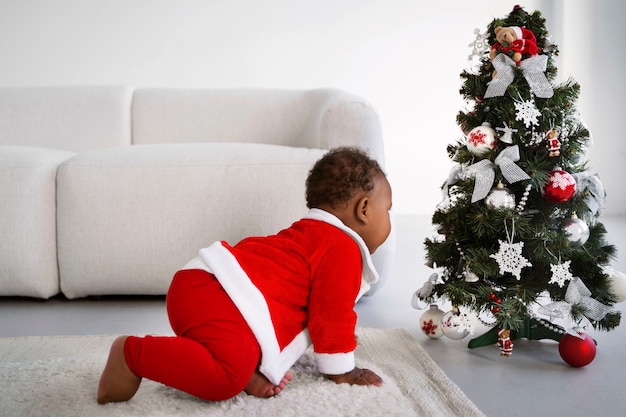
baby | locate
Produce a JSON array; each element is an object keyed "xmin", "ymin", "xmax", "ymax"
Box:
[{"xmin": 98, "ymin": 146, "xmax": 392, "ymax": 403}]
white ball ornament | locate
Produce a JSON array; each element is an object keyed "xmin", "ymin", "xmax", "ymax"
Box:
[
  {"xmin": 420, "ymin": 304, "xmax": 445, "ymax": 339},
  {"xmin": 485, "ymin": 182, "xmax": 516, "ymax": 209},
  {"xmin": 562, "ymin": 213, "xmax": 589, "ymax": 247},
  {"xmin": 441, "ymin": 308, "xmax": 470, "ymax": 340},
  {"xmin": 466, "ymin": 122, "xmax": 498, "ymax": 157}
]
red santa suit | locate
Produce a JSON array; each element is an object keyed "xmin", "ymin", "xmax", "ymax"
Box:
[{"xmin": 123, "ymin": 208, "xmax": 379, "ymax": 400}]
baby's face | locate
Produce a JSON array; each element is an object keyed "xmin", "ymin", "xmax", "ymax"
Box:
[{"xmin": 361, "ymin": 176, "xmax": 393, "ymax": 254}]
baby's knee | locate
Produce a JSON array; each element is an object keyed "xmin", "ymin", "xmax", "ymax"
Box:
[{"xmin": 195, "ymin": 369, "xmax": 251, "ymax": 401}]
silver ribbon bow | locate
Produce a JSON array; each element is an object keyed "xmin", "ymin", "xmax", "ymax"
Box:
[
  {"xmin": 412, "ymin": 273, "xmax": 439, "ymax": 309},
  {"xmin": 416, "ymin": 273, "xmax": 438, "ymax": 300},
  {"xmin": 573, "ymin": 172, "xmax": 605, "ymax": 215},
  {"xmin": 538, "ymin": 277, "xmax": 611, "ymax": 330},
  {"xmin": 439, "ymin": 164, "xmax": 464, "ymax": 208},
  {"xmin": 465, "ymin": 145, "xmax": 530, "ymax": 203},
  {"xmin": 485, "ymin": 54, "xmax": 554, "ymax": 98},
  {"xmin": 519, "ymin": 55, "xmax": 554, "ymax": 98},
  {"xmin": 484, "ymin": 54, "xmax": 516, "ymax": 98}
]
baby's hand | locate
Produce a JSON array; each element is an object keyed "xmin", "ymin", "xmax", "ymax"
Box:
[{"xmin": 323, "ymin": 367, "xmax": 383, "ymax": 387}]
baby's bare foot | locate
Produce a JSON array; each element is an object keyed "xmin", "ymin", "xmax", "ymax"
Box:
[
  {"xmin": 97, "ymin": 336, "xmax": 142, "ymax": 404},
  {"xmin": 244, "ymin": 370, "xmax": 294, "ymax": 398}
]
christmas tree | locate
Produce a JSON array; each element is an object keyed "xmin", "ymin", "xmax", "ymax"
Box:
[{"xmin": 417, "ymin": 5, "xmax": 622, "ymax": 362}]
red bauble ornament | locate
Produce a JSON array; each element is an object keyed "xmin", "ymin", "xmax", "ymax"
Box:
[
  {"xmin": 559, "ymin": 330, "xmax": 596, "ymax": 367},
  {"xmin": 543, "ymin": 169, "xmax": 576, "ymax": 203}
]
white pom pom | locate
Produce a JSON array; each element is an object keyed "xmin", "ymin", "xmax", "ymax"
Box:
[{"xmin": 603, "ymin": 266, "xmax": 626, "ymax": 303}]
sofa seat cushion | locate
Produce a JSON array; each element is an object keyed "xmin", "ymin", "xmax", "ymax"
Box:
[
  {"xmin": 56, "ymin": 143, "xmax": 327, "ymax": 298},
  {"xmin": 0, "ymin": 146, "xmax": 75, "ymax": 298}
]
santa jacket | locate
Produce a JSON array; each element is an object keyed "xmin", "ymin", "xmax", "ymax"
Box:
[{"xmin": 182, "ymin": 208, "xmax": 379, "ymax": 385}]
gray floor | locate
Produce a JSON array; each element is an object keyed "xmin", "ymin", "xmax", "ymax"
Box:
[{"xmin": 1, "ymin": 214, "xmax": 625, "ymax": 417}]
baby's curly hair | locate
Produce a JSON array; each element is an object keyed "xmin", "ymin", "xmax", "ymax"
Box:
[{"xmin": 305, "ymin": 146, "xmax": 385, "ymax": 209}]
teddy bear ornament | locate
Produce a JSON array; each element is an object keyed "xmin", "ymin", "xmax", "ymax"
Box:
[
  {"xmin": 485, "ymin": 25, "xmax": 553, "ymax": 98},
  {"xmin": 490, "ymin": 26, "xmax": 539, "ymax": 63}
]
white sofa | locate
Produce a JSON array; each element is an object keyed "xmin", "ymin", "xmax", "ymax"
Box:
[{"xmin": 0, "ymin": 86, "xmax": 394, "ymax": 299}]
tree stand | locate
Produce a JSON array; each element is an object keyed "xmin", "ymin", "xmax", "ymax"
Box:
[{"xmin": 468, "ymin": 316, "xmax": 565, "ymax": 349}]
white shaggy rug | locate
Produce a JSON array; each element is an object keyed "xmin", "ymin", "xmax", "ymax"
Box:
[{"xmin": 0, "ymin": 328, "xmax": 483, "ymax": 417}]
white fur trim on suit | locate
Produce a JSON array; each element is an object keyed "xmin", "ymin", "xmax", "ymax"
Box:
[{"xmin": 315, "ymin": 351, "xmax": 356, "ymax": 375}]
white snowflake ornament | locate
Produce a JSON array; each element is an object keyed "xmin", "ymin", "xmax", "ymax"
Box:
[
  {"xmin": 467, "ymin": 28, "xmax": 490, "ymax": 61},
  {"xmin": 490, "ymin": 239, "xmax": 532, "ymax": 280},
  {"xmin": 549, "ymin": 260, "xmax": 574, "ymax": 288},
  {"xmin": 514, "ymin": 98, "xmax": 541, "ymax": 128}
]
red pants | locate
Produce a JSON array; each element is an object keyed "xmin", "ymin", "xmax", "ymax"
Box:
[{"xmin": 124, "ymin": 269, "xmax": 261, "ymax": 401}]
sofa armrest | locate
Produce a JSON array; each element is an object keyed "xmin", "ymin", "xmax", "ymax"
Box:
[
  {"xmin": 316, "ymin": 90, "xmax": 385, "ymax": 165},
  {"xmin": 0, "ymin": 146, "xmax": 74, "ymax": 298}
]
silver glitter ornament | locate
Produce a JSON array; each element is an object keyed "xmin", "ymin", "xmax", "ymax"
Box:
[
  {"xmin": 562, "ymin": 213, "xmax": 589, "ymax": 246},
  {"xmin": 464, "ymin": 266, "xmax": 480, "ymax": 282},
  {"xmin": 485, "ymin": 182, "xmax": 515, "ymax": 210}
]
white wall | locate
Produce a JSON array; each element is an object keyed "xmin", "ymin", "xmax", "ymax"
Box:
[
  {"xmin": 553, "ymin": 0, "xmax": 626, "ymax": 217},
  {"xmin": 1, "ymin": 0, "xmax": 623, "ymax": 215}
]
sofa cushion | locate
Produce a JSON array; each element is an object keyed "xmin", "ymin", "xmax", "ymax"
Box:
[
  {"xmin": 0, "ymin": 146, "xmax": 75, "ymax": 298},
  {"xmin": 0, "ymin": 86, "xmax": 133, "ymax": 152},
  {"xmin": 56, "ymin": 143, "xmax": 327, "ymax": 298}
]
